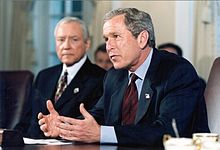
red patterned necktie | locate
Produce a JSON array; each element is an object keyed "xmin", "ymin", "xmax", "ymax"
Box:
[
  {"xmin": 54, "ymin": 70, "xmax": 68, "ymax": 103},
  {"xmin": 122, "ymin": 73, "xmax": 138, "ymax": 125}
]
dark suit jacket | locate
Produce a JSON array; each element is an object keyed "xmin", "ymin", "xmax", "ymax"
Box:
[
  {"xmin": 90, "ymin": 49, "xmax": 209, "ymax": 146},
  {"xmin": 23, "ymin": 58, "xmax": 106, "ymax": 138},
  {"xmin": 0, "ymin": 77, "xmax": 6, "ymax": 127}
]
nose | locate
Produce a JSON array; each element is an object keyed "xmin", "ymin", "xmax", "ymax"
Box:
[
  {"xmin": 63, "ymin": 39, "xmax": 71, "ymax": 50},
  {"xmin": 106, "ymin": 38, "xmax": 114, "ymax": 52}
]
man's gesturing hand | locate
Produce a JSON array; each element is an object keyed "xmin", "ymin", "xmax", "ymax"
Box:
[
  {"xmin": 57, "ymin": 103, "xmax": 101, "ymax": 143},
  {"xmin": 38, "ymin": 100, "xmax": 60, "ymax": 137}
]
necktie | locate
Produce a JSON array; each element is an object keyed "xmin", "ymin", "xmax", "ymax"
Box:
[
  {"xmin": 54, "ymin": 70, "xmax": 68, "ymax": 102},
  {"xmin": 122, "ymin": 73, "xmax": 138, "ymax": 125}
]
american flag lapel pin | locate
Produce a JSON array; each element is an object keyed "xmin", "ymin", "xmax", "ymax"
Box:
[
  {"xmin": 73, "ymin": 88, "xmax": 79, "ymax": 94},
  {"xmin": 145, "ymin": 93, "xmax": 150, "ymax": 99}
]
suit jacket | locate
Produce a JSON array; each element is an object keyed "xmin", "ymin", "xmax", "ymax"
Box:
[
  {"xmin": 25, "ymin": 58, "xmax": 106, "ymax": 138},
  {"xmin": 90, "ymin": 49, "xmax": 209, "ymax": 146},
  {"xmin": 0, "ymin": 77, "xmax": 6, "ymax": 127}
]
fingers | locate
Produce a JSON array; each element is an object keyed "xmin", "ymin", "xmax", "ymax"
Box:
[
  {"xmin": 59, "ymin": 128, "xmax": 78, "ymax": 140},
  {"xmin": 58, "ymin": 116, "xmax": 80, "ymax": 125},
  {"xmin": 57, "ymin": 117, "xmax": 81, "ymax": 135},
  {"xmin": 57, "ymin": 120, "xmax": 74, "ymax": 131},
  {"xmin": 38, "ymin": 112, "xmax": 46, "ymax": 126},
  {"xmin": 57, "ymin": 123, "xmax": 81, "ymax": 141},
  {"xmin": 46, "ymin": 100, "xmax": 58, "ymax": 115},
  {"xmin": 38, "ymin": 112, "xmax": 44, "ymax": 120},
  {"xmin": 40, "ymin": 123, "xmax": 47, "ymax": 132},
  {"xmin": 79, "ymin": 103, "xmax": 91, "ymax": 119},
  {"xmin": 39, "ymin": 120, "xmax": 52, "ymax": 137},
  {"xmin": 38, "ymin": 116, "xmax": 45, "ymax": 126}
]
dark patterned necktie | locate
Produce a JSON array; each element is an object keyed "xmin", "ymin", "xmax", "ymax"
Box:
[
  {"xmin": 122, "ymin": 73, "xmax": 138, "ymax": 125},
  {"xmin": 54, "ymin": 70, "xmax": 68, "ymax": 103}
]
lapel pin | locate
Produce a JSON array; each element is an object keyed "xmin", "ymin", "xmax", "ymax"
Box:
[
  {"xmin": 145, "ymin": 93, "xmax": 150, "ymax": 99},
  {"xmin": 73, "ymin": 88, "xmax": 79, "ymax": 94}
]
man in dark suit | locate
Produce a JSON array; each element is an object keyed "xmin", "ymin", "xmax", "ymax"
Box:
[
  {"xmin": 38, "ymin": 8, "xmax": 209, "ymax": 145},
  {"xmin": 158, "ymin": 42, "xmax": 206, "ymax": 94},
  {"xmin": 16, "ymin": 16, "xmax": 106, "ymax": 138},
  {"xmin": 0, "ymin": 77, "xmax": 6, "ymax": 127}
]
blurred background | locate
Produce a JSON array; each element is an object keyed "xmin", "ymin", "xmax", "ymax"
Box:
[{"xmin": 0, "ymin": 0, "xmax": 219, "ymax": 81}]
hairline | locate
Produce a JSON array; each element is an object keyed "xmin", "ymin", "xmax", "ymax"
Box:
[{"xmin": 54, "ymin": 17, "xmax": 89, "ymax": 41}]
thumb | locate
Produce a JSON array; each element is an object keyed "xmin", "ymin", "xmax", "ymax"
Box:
[
  {"xmin": 79, "ymin": 103, "xmax": 91, "ymax": 119},
  {"xmin": 46, "ymin": 100, "xmax": 58, "ymax": 115}
]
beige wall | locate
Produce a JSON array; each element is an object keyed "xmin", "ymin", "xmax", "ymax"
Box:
[
  {"xmin": 0, "ymin": 1, "xmax": 215, "ymax": 81},
  {"xmin": 89, "ymin": 1, "xmax": 177, "ymax": 62},
  {"xmin": 111, "ymin": 1, "xmax": 176, "ymax": 47}
]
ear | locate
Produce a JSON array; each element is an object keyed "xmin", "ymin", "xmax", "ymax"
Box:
[
  {"xmin": 137, "ymin": 30, "xmax": 149, "ymax": 49},
  {"xmin": 85, "ymin": 39, "xmax": 91, "ymax": 52}
]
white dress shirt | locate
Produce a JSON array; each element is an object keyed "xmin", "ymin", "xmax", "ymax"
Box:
[{"xmin": 60, "ymin": 55, "xmax": 87, "ymax": 85}]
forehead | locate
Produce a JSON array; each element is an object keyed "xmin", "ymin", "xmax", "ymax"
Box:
[
  {"xmin": 96, "ymin": 51, "xmax": 108, "ymax": 55},
  {"xmin": 56, "ymin": 22, "xmax": 83, "ymax": 36},
  {"xmin": 103, "ymin": 15, "xmax": 127, "ymax": 35},
  {"xmin": 163, "ymin": 47, "xmax": 178, "ymax": 54},
  {"xmin": 96, "ymin": 51, "xmax": 109, "ymax": 59}
]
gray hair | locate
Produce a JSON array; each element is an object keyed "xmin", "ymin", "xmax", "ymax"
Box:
[
  {"xmin": 104, "ymin": 8, "xmax": 156, "ymax": 48},
  {"xmin": 54, "ymin": 16, "xmax": 89, "ymax": 41}
]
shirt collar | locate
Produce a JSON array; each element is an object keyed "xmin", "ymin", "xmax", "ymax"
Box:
[
  {"xmin": 62, "ymin": 55, "xmax": 87, "ymax": 84},
  {"xmin": 129, "ymin": 48, "xmax": 153, "ymax": 80}
]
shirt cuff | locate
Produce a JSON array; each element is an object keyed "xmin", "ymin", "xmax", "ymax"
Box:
[{"xmin": 100, "ymin": 125, "xmax": 118, "ymax": 144}]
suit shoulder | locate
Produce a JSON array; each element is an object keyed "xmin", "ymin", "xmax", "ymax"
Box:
[
  {"xmin": 151, "ymin": 50, "xmax": 199, "ymax": 83},
  {"xmin": 157, "ymin": 50, "xmax": 194, "ymax": 70},
  {"xmin": 86, "ymin": 63, "xmax": 106, "ymax": 77},
  {"xmin": 37, "ymin": 64, "xmax": 62, "ymax": 77},
  {"xmin": 105, "ymin": 67, "xmax": 126, "ymax": 81}
]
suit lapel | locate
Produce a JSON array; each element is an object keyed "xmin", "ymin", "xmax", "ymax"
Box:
[
  {"xmin": 54, "ymin": 59, "xmax": 90, "ymax": 109},
  {"xmin": 107, "ymin": 70, "xmax": 128, "ymax": 125},
  {"xmin": 135, "ymin": 78, "xmax": 153, "ymax": 123},
  {"xmin": 135, "ymin": 49, "xmax": 161, "ymax": 124},
  {"xmin": 43, "ymin": 65, "xmax": 62, "ymax": 104}
]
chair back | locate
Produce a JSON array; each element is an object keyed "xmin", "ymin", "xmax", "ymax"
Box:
[
  {"xmin": 204, "ymin": 57, "xmax": 220, "ymax": 134},
  {"xmin": 0, "ymin": 70, "xmax": 34, "ymax": 129}
]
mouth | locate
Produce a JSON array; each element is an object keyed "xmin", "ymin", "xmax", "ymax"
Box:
[
  {"xmin": 61, "ymin": 50, "xmax": 74, "ymax": 55},
  {"xmin": 110, "ymin": 55, "xmax": 116, "ymax": 59},
  {"xmin": 62, "ymin": 53, "xmax": 74, "ymax": 56},
  {"xmin": 110, "ymin": 55, "xmax": 120, "ymax": 62}
]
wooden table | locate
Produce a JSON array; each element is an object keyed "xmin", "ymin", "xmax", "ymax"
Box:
[{"xmin": 1, "ymin": 143, "xmax": 164, "ymax": 150}]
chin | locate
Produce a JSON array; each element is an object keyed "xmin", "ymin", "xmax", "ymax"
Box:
[
  {"xmin": 62, "ymin": 59, "xmax": 76, "ymax": 64},
  {"xmin": 62, "ymin": 61, "xmax": 74, "ymax": 66},
  {"xmin": 113, "ymin": 64, "xmax": 124, "ymax": 70}
]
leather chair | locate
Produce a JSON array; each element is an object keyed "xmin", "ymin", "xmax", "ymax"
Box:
[
  {"xmin": 0, "ymin": 70, "xmax": 34, "ymax": 129},
  {"xmin": 204, "ymin": 57, "xmax": 220, "ymax": 134}
]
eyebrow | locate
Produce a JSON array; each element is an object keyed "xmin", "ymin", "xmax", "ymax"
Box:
[{"xmin": 56, "ymin": 35, "xmax": 78, "ymax": 38}]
